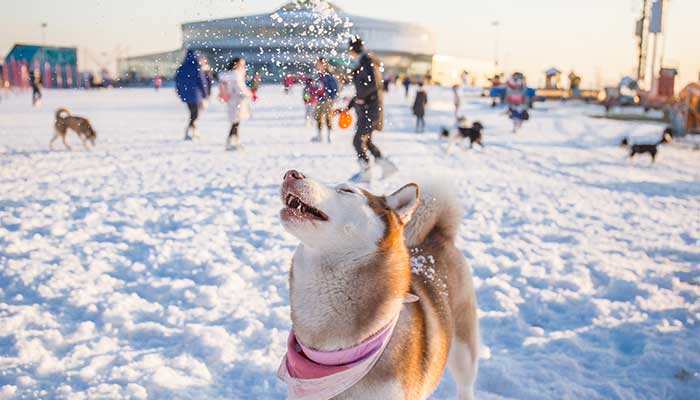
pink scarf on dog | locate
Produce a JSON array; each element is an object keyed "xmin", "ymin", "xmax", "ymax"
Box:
[{"xmin": 278, "ymin": 295, "xmax": 417, "ymax": 400}]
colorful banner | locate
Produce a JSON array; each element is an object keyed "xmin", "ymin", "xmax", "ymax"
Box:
[
  {"xmin": 44, "ymin": 62, "xmax": 52, "ymax": 88},
  {"xmin": 56, "ymin": 64, "xmax": 63, "ymax": 88},
  {"xmin": 20, "ymin": 61, "xmax": 28, "ymax": 88},
  {"xmin": 65, "ymin": 64, "xmax": 73, "ymax": 87},
  {"xmin": 2, "ymin": 61, "xmax": 9, "ymax": 86}
]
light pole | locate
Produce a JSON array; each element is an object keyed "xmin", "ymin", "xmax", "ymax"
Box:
[
  {"xmin": 41, "ymin": 23, "xmax": 47, "ymax": 46},
  {"xmin": 492, "ymin": 20, "xmax": 500, "ymax": 70},
  {"xmin": 636, "ymin": 0, "xmax": 648, "ymax": 81}
]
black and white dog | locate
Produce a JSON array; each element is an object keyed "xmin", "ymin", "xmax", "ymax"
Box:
[
  {"xmin": 620, "ymin": 128, "xmax": 673, "ymax": 163},
  {"xmin": 441, "ymin": 118, "xmax": 484, "ymax": 151}
]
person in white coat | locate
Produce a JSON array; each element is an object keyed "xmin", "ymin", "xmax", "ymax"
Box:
[{"xmin": 218, "ymin": 57, "xmax": 252, "ymax": 150}]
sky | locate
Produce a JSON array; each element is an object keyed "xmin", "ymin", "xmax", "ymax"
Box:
[{"xmin": 1, "ymin": 0, "xmax": 698, "ymax": 88}]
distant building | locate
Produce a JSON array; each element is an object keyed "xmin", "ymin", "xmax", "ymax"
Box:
[
  {"xmin": 118, "ymin": 0, "xmax": 436, "ymax": 82},
  {"xmin": 117, "ymin": 49, "xmax": 185, "ymax": 83},
  {"xmin": 4, "ymin": 44, "xmax": 79, "ymax": 88}
]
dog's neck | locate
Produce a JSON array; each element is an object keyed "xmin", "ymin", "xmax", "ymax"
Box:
[{"xmin": 290, "ymin": 240, "xmax": 410, "ymax": 351}]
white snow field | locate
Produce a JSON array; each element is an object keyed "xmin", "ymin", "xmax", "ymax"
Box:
[{"xmin": 1, "ymin": 85, "xmax": 699, "ymax": 400}]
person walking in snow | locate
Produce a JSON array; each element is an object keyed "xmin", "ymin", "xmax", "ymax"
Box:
[
  {"xmin": 175, "ymin": 49, "xmax": 209, "ymax": 141},
  {"xmin": 339, "ymin": 36, "xmax": 398, "ymax": 182},
  {"xmin": 505, "ymin": 72, "xmax": 530, "ymax": 133},
  {"xmin": 311, "ymin": 57, "xmax": 338, "ymax": 143},
  {"xmin": 284, "ymin": 74, "xmax": 294, "ymax": 95},
  {"xmin": 219, "ymin": 57, "xmax": 252, "ymax": 151},
  {"xmin": 413, "ymin": 82, "xmax": 428, "ymax": 133},
  {"xmin": 452, "ymin": 84, "xmax": 461, "ymax": 118},
  {"xmin": 154, "ymin": 75, "xmax": 162, "ymax": 91},
  {"xmin": 250, "ymin": 71, "xmax": 262, "ymax": 100},
  {"xmin": 402, "ymin": 75, "xmax": 411, "ymax": 98},
  {"xmin": 302, "ymin": 75, "xmax": 317, "ymax": 128},
  {"xmin": 29, "ymin": 69, "xmax": 42, "ymax": 107}
]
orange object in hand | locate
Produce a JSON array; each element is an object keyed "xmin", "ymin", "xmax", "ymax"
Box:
[{"xmin": 338, "ymin": 111, "xmax": 353, "ymax": 129}]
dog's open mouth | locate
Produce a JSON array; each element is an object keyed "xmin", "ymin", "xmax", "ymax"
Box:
[{"xmin": 283, "ymin": 193, "xmax": 329, "ymax": 222}]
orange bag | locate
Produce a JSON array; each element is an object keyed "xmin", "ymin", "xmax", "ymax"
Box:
[{"xmin": 338, "ymin": 111, "xmax": 353, "ymax": 129}]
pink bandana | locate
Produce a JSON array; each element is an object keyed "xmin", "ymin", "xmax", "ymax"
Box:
[{"xmin": 278, "ymin": 295, "xmax": 417, "ymax": 400}]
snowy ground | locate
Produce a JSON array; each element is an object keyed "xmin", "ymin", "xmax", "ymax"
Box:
[{"xmin": 1, "ymin": 85, "xmax": 699, "ymax": 399}]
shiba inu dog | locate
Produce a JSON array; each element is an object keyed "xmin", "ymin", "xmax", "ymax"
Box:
[
  {"xmin": 278, "ymin": 169, "xmax": 478, "ymax": 400},
  {"xmin": 51, "ymin": 108, "xmax": 97, "ymax": 150}
]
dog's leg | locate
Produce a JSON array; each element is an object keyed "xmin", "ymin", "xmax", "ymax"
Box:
[
  {"xmin": 448, "ymin": 339, "xmax": 477, "ymax": 400},
  {"xmin": 62, "ymin": 134, "xmax": 72, "ymax": 151},
  {"xmin": 79, "ymin": 135, "xmax": 90, "ymax": 150},
  {"xmin": 49, "ymin": 132, "xmax": 60, "ymax": 150},
  {"xmin": 446, "ymin": 135, "xmax": 458, "ymax": 154}
]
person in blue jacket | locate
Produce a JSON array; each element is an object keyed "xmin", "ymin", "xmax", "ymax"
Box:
[
  {"xmin": 311, "ymin": 57, "xmax": 339, "ymax": 143},
  {"xmin": 175, "ymin": 49, "xmax": 210, "ymax": 140}
]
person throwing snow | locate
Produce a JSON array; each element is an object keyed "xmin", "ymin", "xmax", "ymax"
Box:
[{"xmin": 340, "ymin": 36, "xmax": 398, "ymax": 183}]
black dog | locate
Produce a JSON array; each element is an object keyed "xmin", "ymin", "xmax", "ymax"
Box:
[
  {"xmin": 442, "ymin": 120, "xmax": 484, "ymax": 150},
  {"xmin": 622, "ymin": 128, "xmax": 673, "ymax": 163}
]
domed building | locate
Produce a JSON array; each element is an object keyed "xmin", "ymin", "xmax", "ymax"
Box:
[{"xmin": 119, "ymin": 1, "xmax": 436, "ymax": 82}]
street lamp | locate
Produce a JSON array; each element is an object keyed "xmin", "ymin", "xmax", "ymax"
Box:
[
  {"xmin": 491, "ymin": 20, "xmax": 500, "ymax": 69},
  {"xmin": 41, "ymin": 23, "xmax": 47, "ymax": 46}
]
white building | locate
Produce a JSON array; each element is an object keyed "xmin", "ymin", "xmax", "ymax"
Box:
[{"xmin": 119, "ymin": 1, "xmax": 436, "ymax": 82}]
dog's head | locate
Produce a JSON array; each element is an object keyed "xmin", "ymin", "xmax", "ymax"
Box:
[
  {"xmin": 457, "ymin": 116, "xmax": 469, "ymax": 128},
  {"xmin": 471, "ymin": 121, "xmax": 484, "ymax": 132},
  {"xmin": 279, "ymin": 170, "xmax": 419, "ymax": 251},
  {"xmin": 661, "ymin": 129, "xmax": 672, "ymax": 143}
]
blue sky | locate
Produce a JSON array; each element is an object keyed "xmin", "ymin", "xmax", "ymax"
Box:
[{"xmin": 1, "ymin": 0, "xmax": 698, "ymax": 87}]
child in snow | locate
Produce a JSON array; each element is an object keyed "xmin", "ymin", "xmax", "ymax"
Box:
[
  {"xmin": 311, "ymin": 57, "xmax": 339, "ymax": 143},
  {"xmin": 284, "ymin": 74, "xmax": 294, "ymax": 94},
  {"xmin": 302, "ymin": 76, "xmax": 317, "ymax": 128},
  {"xmin": 412, "ymin": 82, "xmax": 428, "ymax": 133},
  {"xmin": 505, "ymin": 72, "xmax": 529, "ymax": 133},
  {"xmin": 219, "ymin": 57, "xmax": 252, "ymax": 150}
]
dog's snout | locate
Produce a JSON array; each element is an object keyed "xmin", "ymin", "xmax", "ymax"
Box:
[{"xmin": 284, "ymin": 170, "xmax": 305, "ymax": 181}]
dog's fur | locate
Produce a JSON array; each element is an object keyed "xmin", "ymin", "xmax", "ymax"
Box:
[
  {"xmin": 441, "ymin": 119, "xmax": 484, "ymax": 151},
  {"xmin": 621, "ymin": 128, "xmax": 672, "ymax": 163},
  {"xmin": 51, "ymin": 108, "xmax": 97, "ymax": 150},
  {"xmin": 280, "ymin": 171, "xmax": 478, "ymax": 399}
]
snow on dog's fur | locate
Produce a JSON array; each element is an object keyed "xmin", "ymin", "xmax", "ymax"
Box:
[{"xmin": 279, "ymin": 170, "xmax": 478, "ymax": 400}]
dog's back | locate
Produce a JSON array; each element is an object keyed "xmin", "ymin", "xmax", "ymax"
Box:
[
  {"xmin": 51, "ymin": 108, "xmax": 96, "ymax": 150},
  {"xmin": 380, "ymin": 182, "xmax": 478, "ymax": 399},
  {"xmin": 628, "ymin": 131, "xmax": 671, "ymax": 162},
  {"xmin": 404, "ymin": 182, "xmax": 478, "ymax": 376}
]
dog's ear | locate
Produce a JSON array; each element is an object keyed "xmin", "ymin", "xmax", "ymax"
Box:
[{"xmin": 386, "ymin": 183, "xmax": 420, "ymax": 224}]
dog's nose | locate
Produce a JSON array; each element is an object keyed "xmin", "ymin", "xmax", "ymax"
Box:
[{"xmin": 283, "ymin": 170, "xmax": 305, "ymax": 181}]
